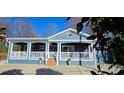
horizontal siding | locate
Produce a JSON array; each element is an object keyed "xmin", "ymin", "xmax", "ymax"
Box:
[
  {"xmin": 8, "ymin": 59, "xmax": 95, "ymax": 66},
  {"xmin": 58, "ymin": 60, "xmax": 95, "ymax": 66},
  {"xmin": 50, "ymin": 31, "xmax": 87, "ymax": 40},
  {"xmin": 8, "ymin": 60, "xmax": 46, "ymax": 64}
]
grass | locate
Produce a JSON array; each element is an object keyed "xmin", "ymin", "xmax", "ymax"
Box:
[
  {"xmin": 0, "ymin": 44, "xmax": 8, "ymax": 52},
  {"xmin": 0, "ymin": 44, "xmax": 8, "ymax": 61}
]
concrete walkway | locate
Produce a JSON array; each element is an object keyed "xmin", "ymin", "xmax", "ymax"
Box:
[{"xmin": 0, "ymin": 64, "xmax": 97, "ymax": 75}]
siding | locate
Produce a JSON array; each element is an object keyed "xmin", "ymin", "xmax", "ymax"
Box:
[
  {"xmin": 58, "ymin": 60, "xmax": 95, "ymax": 66},
  {"xmin": 50, "ymin": 31, "xmax": 87, "ymax": 41},
  {"xmin": 8, "ymin": 60, "xmax": 46, "ymax": 64}
]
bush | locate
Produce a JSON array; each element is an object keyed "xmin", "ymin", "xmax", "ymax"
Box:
[{"xmin": 0, "ymin": 44, "xmax": 8, "ymax": 52}]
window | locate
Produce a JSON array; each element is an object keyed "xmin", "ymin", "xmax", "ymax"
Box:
[
  {"xmin": 68, "ymin": 33, "xmax": 74, "ymax": 38},
  {"xmin": 62, "ymin": 45, "xmax": 74, "ymax": 52},
  {"xmin": 13, "ymin": 42, "xmax": 27, "ymax": 51},
  {"xmin": 31, "ymin": 43, "xmax": 45, "ymax": 51},
  {"xmin": 49, "ymin": 43, "xmax": 57, "ymax": 52}
]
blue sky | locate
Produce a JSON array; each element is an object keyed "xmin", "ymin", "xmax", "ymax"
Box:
[
  {"xmin": 0, "ymin": 17, "xmax": 89, "ymax": 37},
  {"xmin": 7, "ymin": 17, "xmax": 68, "ymax": 37},
  {"xmin": 28, "ymin": 17, "xmax": 68, "ymax": 36}
]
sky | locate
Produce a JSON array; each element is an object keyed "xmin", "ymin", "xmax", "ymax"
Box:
[
  {"xmin": 6, "ymin": 17, "xmax": 69, "ymax": 37},
  {"xmin": 28, "ymin": 17, "xmax": 68, "ymax": 37},
  {"xmin": 0, "ymin": 17, "xmax": 89, "ymax": 37}
]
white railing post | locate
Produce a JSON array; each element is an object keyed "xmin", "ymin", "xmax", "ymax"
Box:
[
  {"xmin": 91, "ymin": 43, "xmax": 94, "ymax": 61},
  {"xmin": 30, "ymin": 52, "xmax": 45, "ymax": 60},
  {"xmin": 88, "ymin": 45, "xmax": 91, "ymax": 59},
  {"xmin": 60, "ymin": 52, "xmax": 93, "ymax": 61}
]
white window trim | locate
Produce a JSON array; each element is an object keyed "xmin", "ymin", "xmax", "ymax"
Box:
[{"xmin": 67, "ymin": 33, "xmax": 74, "ymax": 38}]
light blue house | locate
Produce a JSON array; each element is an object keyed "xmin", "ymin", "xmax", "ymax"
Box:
[{"xmin": 7, "ymin": 28, "xmax": 97, "ymax": 66}]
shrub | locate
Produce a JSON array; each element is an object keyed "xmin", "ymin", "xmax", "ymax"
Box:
[{"xmin": 0, "ymin": 44, "xmax": 8, "ymax": 52}]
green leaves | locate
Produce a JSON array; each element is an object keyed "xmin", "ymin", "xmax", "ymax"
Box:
[
  {"xmin": 67, "ymin": 17, "xmax": 124, "ymax": 66},
  {"xmin": 0, "ymin": 44, "xmax": 8, "ymax": 52},
  {"xmin": 67, "ymin": 17, "xmax": 90, "ymax": 34},
  {"xmin": 81, "ymin": 17, "xmax": 90, "ymax": 23},
  {"xmin": 87, "ymin": 35, "xmax": 97, "ymax": 40},
  {"xmin": 76, "ymin": 22, "xmax": 83, "ymax": 34},
  {"xmin": 100, "ymin": 37, "xmax": 111, "ymax": 45},
  {"xmin": 76, "ymin": 17, "xmax": 90, "ymax": 34}
]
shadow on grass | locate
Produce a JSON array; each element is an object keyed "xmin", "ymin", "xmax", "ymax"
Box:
[
  {"xmin": 35, "ymin": 68, "xmax": 63, "ymax": 75},
  {"xmin": 0, "ymin": 69, "xmax": 24, "ymax": 75}
]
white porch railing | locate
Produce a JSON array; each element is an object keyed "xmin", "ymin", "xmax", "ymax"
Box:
[
  {"xmin": 10, "ymin": 51, "xmax": 93, "ymax": 61},
  {"xmin": 30, "ymin": 52, "xmax": 46, "ymax": 60},
  {"xmin": 49, "ymin": 52, "xmax": 57, "ymax": 58},
  {"xmin": 60, "ymin": 52, "xmax": 93, "ymax": 60},
  {"xmin": 11, "ymin": 51, "xmax": 28, "ymax": 59}
]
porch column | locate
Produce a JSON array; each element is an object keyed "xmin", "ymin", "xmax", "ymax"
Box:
[
  {"xmin": 45, "ymin": 42, "xmax": 49, "ymax": 64},
  {"xmin": 57, "ymin": 42, "xmax": 61, "ymax": 65},
  {"xmin": 9, "ymin": 42, "xmax": 13, "ymax": 59},
  {"xmin": 8, "ymin": 41, "xmax": 12, "ymax": 59},
  {"xmin": 46, "ymin": 42, "xmax": 49, "ymax": 58},
  {"xmin": 27, "ymin": 42, "xmax": 31, "ymax": 60}
]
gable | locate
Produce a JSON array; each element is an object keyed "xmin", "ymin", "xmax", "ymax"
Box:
[{"xmin": 48, "ymin": 28, "xmax": 89, "ymax": 41}]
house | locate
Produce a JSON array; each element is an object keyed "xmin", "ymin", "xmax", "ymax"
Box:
[{"xmin": 7, "ymin": 28, "xmax": 97, "ymax": 66}]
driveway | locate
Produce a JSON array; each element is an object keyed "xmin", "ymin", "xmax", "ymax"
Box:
[{"xmin": 0, "ymin": 64, "xmax": 97, "ymax": 75}]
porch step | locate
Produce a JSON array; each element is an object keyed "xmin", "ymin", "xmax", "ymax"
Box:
[{"xmin": 47, "ymin": 58, "xmax": 56, "ymax": 66}]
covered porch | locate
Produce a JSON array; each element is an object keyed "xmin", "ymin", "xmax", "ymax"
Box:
[
  {"xmin": 60, "ymin": 43, "xmax": 93, "ymax": 61},
  {"xmin": 8, "ymin": 40, "xmax": 94, "ymax": 64}
]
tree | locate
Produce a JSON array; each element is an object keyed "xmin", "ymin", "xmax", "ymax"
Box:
[
  {"xmin": 67, "ymin": 17, "xmax": 124, "ymax": 74},
  {"xmin": 0, "ymin": 22, "xmax": 8, "ymax": 58},
  {"xmin": 0, "ymin": 17, "xmax": 38, "ymax": 38},
  {"xmin": 66, "ymin": 17, "xmax": 82, "ymax": 29},
  {"xmin": 66, "ymin": 17, "xmax": 94, "ymax": 35},
  {"xmin": 42, "ymin": 23, "xmax": 58, "ymax": 37},
  {"xmin": 0, "ymin": 18, "xmax": 12, "ymax": 44},
  {"xmin": 0, "ymin": 17, "xmax": 13, "ymax": 38},
  {"xmin": 13, "ymin": 18, "xmax": 38, "ymax": 38},
  {"xmin": 0, "ymin": 24, "xmax": 7, "ymax": 45}
]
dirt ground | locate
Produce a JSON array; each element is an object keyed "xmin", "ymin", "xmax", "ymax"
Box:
[
  {"xmin": 0, "ymin": 53, "xmax": 7, "ymax": 61},
  {"xmin": 0, "ymin": 63, "xmax": 96, "ymax": 75}
]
